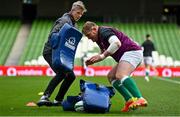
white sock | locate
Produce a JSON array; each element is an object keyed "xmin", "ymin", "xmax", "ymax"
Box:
[
  {"xmin": 120, "ymin": 76, "xmax": 129, "ymax": 84},
  {"xmin": 40, "ymin": 95, "xmax": 48, "ymax": 100},
  {"xmin": 54, "ymin": 100, "xmax": 59, "ymax": 103}
]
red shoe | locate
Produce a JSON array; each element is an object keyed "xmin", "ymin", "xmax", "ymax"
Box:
[
  {"xmin": 129, "ymin": 98, "xmax": 148, "ymax": 110},
  {"xmin": 121, "ymin": 97, "xmax": 137, "ymax": 112}
]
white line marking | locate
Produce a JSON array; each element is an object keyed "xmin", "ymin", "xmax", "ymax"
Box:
[{"xmin": 153, "ymin": 77, "xmax": 180, "ymax": 85}]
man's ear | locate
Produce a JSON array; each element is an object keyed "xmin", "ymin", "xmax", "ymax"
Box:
[{"xmin": 92, "ymin": 26, "xmax": 96, "ymax": 31}]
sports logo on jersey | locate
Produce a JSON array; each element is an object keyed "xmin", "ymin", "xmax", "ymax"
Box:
[{"xmin": 65, "ymin": 37, "xmax": 76, "ymax": 50}]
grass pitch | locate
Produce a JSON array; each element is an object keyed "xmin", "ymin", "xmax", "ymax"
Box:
[{"xmin": 0, "ymin": 76, "xmax": 180, "ymax": 116}]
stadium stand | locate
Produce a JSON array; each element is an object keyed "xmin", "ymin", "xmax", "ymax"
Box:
[
  {"xmin": 18, "ymin": 19, "xmax": 53, "ymax": 65},
  {"xmin": 15, "ymin": 20, "xmax": 180, "ymax": 66},
  {"xmin": 121, "ymin": 23, "xmax": 180, "ymax": 60},
  {"xmin": 5, "ymin": 23, "xmax": 31, "ymax": 65},
  {"xmin": 0, "ymin": 19, "xmax": 21, "ymax": 65}
]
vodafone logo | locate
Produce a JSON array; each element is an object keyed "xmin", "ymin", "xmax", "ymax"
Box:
[
  {"xmin": 7, "ymin": 67, "xmax": 17, "ymax": 76},
  {"xmin": 0, "ymin": 70, "xmax": 3, "ymax": 76},
  {"xmin": 162, "ymin": 68, "xmax": 172, "ymax": 77},
  {"xmin": 46, "ymin": 68, "xmax": 55, "ymax": 76},
  {"xmin": 85, "ymin": 68, "xmax": 95, "ymax": 76}
]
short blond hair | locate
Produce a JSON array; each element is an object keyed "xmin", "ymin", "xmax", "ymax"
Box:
[
  {"xmin": 71, "ymin": 1, "xmax": 87, "ymax": 13},
  {"xmin": 82, "ymin": 21, "xmax": 97, "ymax": 35}
]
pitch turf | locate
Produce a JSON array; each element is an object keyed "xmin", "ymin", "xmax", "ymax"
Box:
[{"xmin": 0, "ymin": 76, "xmax": 180, "ymax": 116}]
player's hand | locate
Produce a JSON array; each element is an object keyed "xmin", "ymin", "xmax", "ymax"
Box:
[
  {"xmin": 85, "ymin": 55, "xmax": 104, "ymax": 66},
  {"xmin": 85, "ymin": 59, "xmax": 93, "ymax": 66}
]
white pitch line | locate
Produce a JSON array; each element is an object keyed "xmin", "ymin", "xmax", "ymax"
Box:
[{"xmin": 153, "ymin": 77, "xmax": 180, "ymax": 85}]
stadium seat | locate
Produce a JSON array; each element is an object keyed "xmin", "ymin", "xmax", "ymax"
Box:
[
  {"xmin": 159, "ymin": 55, "xmax": 167, "ymax": 66},
  {"xmin": 37, "ymin": 56, "xmax": 48, "ymax": 66},
  {"xmin": 31, "ymin": 59, "xmax": 38, "ymax": 66},
  {"xmin": 152, "ymin": 51, "xmax": 160, "ymax": 66},
  {"xmin": 174, "ymin": 60, "xmax": 180, "ymax": 67},
  {"xmin": 166, "ymin": 57, "xmax": 174, "ymax": 67},
  {"xmin": 24, "ymin": 61, "xmax": 31, "ymax": 66}
]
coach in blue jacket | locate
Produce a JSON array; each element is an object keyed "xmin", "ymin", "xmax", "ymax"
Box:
[{"xmin": 37, "ymin": 1, "xmax": 87, "ymax": 106}]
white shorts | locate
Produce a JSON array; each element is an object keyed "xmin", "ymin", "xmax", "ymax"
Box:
[
  {"xmin": 120, "ymin": 50, "xmax": 143, "ymax": 68},
  {"xmin": 143, "ymin": 56, "xmax": 153, "ymax": 65}
]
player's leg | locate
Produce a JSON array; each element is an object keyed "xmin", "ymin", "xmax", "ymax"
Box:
[
  {"xmin": 44, "ymin": 72, "xmax": 65, "ymax": 96},
  {"xmin": 144, "ymin": 57, "xmax": 152, "ymax": 82},
  {"xmin": 108, "ymin": 65, "xmax": 136, "ymax": 112},
  {"xmin": 116, "ymin": 61, "xmax": 142, "ymax": 98},
  {"xmin": 145, "ymin": 65, "xmax": 150, "ymax": 82},
  {"xmin": 53, "ymin": 71, "xmax": 76, "ymax": 106},
  {"xmin": 37, "ymin": 73, "xmax": 65, "ymax": 106},
  {"xmin": 37, "ymin": 53, "xmax": 65, "ymax": 106},
  {"xmin": 108, "ymin": 65, "xmax": 132, "ymax": 102},
  {"xmin": 117, "ymin": 51, "xmax": 148, "ymax": 109}
]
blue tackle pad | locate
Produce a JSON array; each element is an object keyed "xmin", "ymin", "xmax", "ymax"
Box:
[
  {"xmin": 62, "ymin": 80, "xmax": 115, "ymax": 113},
  {"xmin": 50, "ymin": 23, "xmax": 82, "ymax": 71},
  {"xmin": 80, "ymin": 80, "xmax": 115, "ymax": 113},
  {"xmin": 61, "ymin": 95, "xmax": 82, "ymax": 111}
]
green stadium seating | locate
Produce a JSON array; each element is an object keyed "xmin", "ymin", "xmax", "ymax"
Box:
[
  {"xmin": 17, "ymin": 20, "xmax": 180, "ymax": 66},
  {"xmin": 0, "ymin": 19, "xmax": 21, "ymax": 65},
  {"xmin": 18, "ymin": 19, "xmax": 53, "ymax": 65}
]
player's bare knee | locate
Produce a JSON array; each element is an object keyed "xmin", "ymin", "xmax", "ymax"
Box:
[
  {"xmin": 107, "ymin": 78, "xmax": 112, "ymax": 84},
  {"xmin": 107, "ymin": 73, "xmax": 114, "ymax": 84},
  {"xmin": 107, "ymin": 73, "xmax": 112, "ymax": 79},
  {"xmin": 115, "ymin": 73, "xmax": 124, "ymax": 80}
]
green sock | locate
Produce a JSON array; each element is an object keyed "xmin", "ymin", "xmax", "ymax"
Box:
[
  {"xmin": 145, "ymin": 69, "xmax": 149, "ymax": 76},
  {"xmin": 122, "ymin": 77, "xmax": 142, "ymax": 98},
  {"xmin": 112, "ymin": 80, "xmax": 132, "ymax": 101}
]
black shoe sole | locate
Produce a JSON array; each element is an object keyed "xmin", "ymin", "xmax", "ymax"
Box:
[
  {"xmin": 37, "ymin": 101, "xmax": 53, "ymax": 107},
  {"xmin": 52, "ymin": 103, "xmax": 62, "ymax": 106}
]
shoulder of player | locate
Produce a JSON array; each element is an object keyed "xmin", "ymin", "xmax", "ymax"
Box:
[
  {"xmin": 99, "ymin": 27, "xmax": 114, "ymax": 36},
  {"xmin": 99, "ymin": 26, "xmax": 112, "ymax": 31},
  {"xmin": 56, "ymin": 16, "xmax": 75, "ymax": 27}
]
